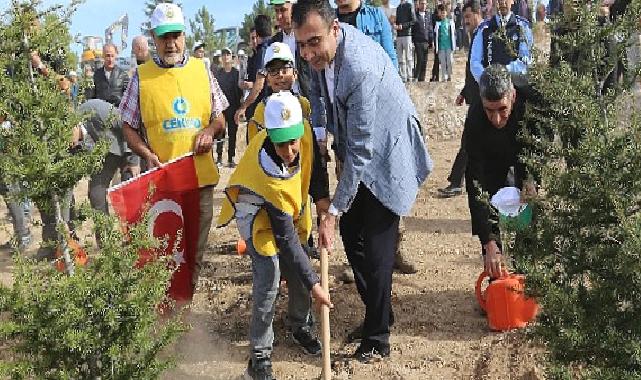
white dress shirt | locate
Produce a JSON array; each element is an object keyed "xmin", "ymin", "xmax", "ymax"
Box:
[
  {"xmin": 325, "ymin": 61, "xmax": 335, "ymax": 104},
  {"xmin": 283, "ymin": 30, "xmax": 301, "ymax": 93}
]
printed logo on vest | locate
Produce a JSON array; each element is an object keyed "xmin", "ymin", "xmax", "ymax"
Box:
[
  {"xmin": 163, "ymin": 96, "xmax": 202, "ymax": 131},
  {"xmin": 173, "ymin": 97, "xmax": 190, "ymax": 115}
]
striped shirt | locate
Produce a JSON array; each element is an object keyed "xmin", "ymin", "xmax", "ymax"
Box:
[{"xmin": 119, "ymin": 54, "xmax": 229, "ymax": 130}]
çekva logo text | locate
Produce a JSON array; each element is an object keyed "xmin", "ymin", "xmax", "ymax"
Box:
[{"xmin": 162, "ymin": 97, "xmax": 202, "ymax": 131}]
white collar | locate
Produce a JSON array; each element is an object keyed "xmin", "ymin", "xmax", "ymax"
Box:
[
  {"xmin": 259, "ymin": 148, "xmax": 299, "ymax": 178},
  {"xmin": 496, "ymin": 12, "xmax": 514, "ymax": 25},
  {"xmin": 328, "ymin": 60, "xmax": 335, "ymax": 71}
]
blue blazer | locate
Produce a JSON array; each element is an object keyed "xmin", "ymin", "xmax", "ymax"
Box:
[{"xmin": 310, "ymin": 24, "xmax": 432, "ymax": 216}]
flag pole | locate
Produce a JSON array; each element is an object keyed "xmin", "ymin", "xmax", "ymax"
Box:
[{"xmin": 320, "ymin": 247, "xmax": 331, "ymax": 380}]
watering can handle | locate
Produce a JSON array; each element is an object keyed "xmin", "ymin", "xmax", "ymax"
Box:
[
  {"xmin": 475, "ymin": 271, "xmax": 489, "ymax": 311},
  {"xmin": 476, "ymin": 269, "xmax": 511, "ymax": 311}
]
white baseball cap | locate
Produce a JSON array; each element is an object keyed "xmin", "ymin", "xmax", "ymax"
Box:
[
  {"xmin": 238, "ymin": 49, "xmax": 246, "ymax": 56},
  {"xmin": 264, "ymin": 42, "xmax": 294, "ymax": 66},
  {"xmin": 194, "ymin": 40, "xmax": 206, "ymax": 50},
  {"xmin": 264, "ymin": 91, "xmax": 304, "ymax": 143},
  {"xmin": 150, "ymin": 3, "xmax": 185, "ymax": 37}
]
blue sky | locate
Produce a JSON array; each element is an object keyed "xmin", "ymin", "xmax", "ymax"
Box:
[
  {"xmin": 0, "ymin": 0, "xmax": 404, "ymax": 56},
  {"xmin": 0, "ymin": 0, "xmax": 260, "ymax": 56}
]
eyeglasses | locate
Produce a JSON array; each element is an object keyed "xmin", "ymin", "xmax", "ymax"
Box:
[{"xmin": 266, "ymin": 64, "xmax": 294, "ymax": 76}]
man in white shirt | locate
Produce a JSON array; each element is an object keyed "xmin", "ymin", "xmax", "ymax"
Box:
[{"xmin": 193, "ymin": 40, "xmax": 212, "ymax": 73}]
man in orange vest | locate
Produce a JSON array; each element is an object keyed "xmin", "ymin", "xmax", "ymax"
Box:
[{"xmin": 121, "ymin": 3, "xmax": 229, "ymax": 290}]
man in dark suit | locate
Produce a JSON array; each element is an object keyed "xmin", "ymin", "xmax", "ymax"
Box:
[
  {"xmin": 457, "ymin": 1, "xmax": 484, "ymax": 106},
  {"xmin": 214, "ymin": 48, "xmax": 243, "ymax": 167},
  {"xmin": 430, "ymin": 4, "xmax": 441, "ymax": 81},
  {"xmin": 293, "ymin": 0, "xmax": 432, "ymax": 362},
  {"xmin": 87, "ymin": 43, "xmax": 129, "ymax": 107},
  {"xmin": 412, "ymin": 0, "xmax": 432, "ymax": 82},
  {"xmin": 236, "ymin": 0, "xmax": 313, "ymax": 126},
  {"xmin": 439, "ymin": 0, "xmax": 485, "ymax": 197},
  {"xmin": 465, "ymin": 64, "xmax": 537, "ymax": 279},
  {"xmin": 234, "ymin": 15, "xmax": 273, "ymax": 124}
]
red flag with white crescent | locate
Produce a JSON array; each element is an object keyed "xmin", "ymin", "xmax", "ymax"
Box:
[{"xmin": 108, "ymin": 154, "xmax": 201, "ymax": 301}]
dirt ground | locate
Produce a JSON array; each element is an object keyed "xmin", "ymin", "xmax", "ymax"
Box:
[{"xmin": 0, "ymin": 49, "xmax": 548, "ymax": 379}]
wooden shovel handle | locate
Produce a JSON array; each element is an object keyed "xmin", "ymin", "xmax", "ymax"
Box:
[{"xmin": 320, "ymin": 248, "xmax": 331, "ymax": 380}]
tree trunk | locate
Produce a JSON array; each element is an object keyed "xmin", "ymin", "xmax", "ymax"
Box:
[{"xmin": 53, "ymin": 193, "xmax": 74, "ymax": 275}]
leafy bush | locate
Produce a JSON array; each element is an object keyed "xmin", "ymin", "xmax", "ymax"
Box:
[
  {"xmin": 512, "ymin": 2, "xmax": 641, "ymax": 378},
  {"xmin": 0, "ymin": 211, "xmax": 184, "ymax": 379},
  {"xmin": 0, "ymin": 2, "xmax": 185, "ymax": 378}
]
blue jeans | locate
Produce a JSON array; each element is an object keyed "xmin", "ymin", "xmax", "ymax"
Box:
[{"xmin": 248, "ymin": 240, "xmax": 313, "ymax": 363}]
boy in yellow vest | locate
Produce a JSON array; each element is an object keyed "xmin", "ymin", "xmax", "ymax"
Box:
[
  {"xmin": 247, "ymin": 42, "xmax": 311, "ymax": 141},
  {"xmin": 249, "ymin": 41, "xmax": 323, "ymax": 260},
  {"xmin": 218, "ymin": 92, "xmax": 331, "ymax": 380}
]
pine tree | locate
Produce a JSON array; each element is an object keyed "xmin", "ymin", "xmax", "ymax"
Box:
[
  {"xmin": 0, "ymin": 0, "xmax": 104, "ymax": 271},
  {"xmin": 0, "ymin": 1, "xmax": 183, "ymax": 377},
  {"xmin": 186, "ymin": 6, "xmax": 225, "ymax": 52},
  {"xmin": 510, "ymin": 1, "xmax": 641, "ymax": 378}
]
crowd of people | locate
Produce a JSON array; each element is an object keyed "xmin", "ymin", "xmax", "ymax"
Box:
[{"xmin": 0, "ymin": 0, "xmax": 636, "ymax": 379}]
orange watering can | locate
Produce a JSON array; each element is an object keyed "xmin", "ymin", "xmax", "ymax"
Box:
[
  {"xmin": 55, "ymin": 238, "xmax": 88, "ymax": 273},
  {"xmin": 475, "ymin": 271, "xmax": 539, "ymax": 331},
  {"xmin": 236, "ymin": 239, "xmax": 247, "ymax": 256}
]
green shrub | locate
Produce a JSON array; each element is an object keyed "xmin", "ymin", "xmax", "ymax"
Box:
[
  {"xmin": 512, "ymin": 2, "xmax": 641, "ymax": 378},
  {"xmin": 0, "ymin": 211, "xmax": 185, "ymax": 380},
  {"xmin": 0, "ymin": 2, "xmax": 185, "ymax": 378}
]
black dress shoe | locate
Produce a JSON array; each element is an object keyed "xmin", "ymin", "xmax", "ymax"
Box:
[
  {"xmin": 352, "ymin": 340, "xmax": 390, "ymax": 363},
  {"xmin": 437, "ymin": 185, "xmax": 463, "ymax": 198},
  {"xmin": 347, "ymin": 311, "xmax": 395, "ymax": 343}
]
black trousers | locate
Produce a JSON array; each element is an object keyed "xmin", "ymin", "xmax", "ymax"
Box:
[
  {"xmin": 431, "ymin": 49, "xmax": 440, "ymax": 80},
  {"xmin": 339, "ymin": 184, "xmax": 399, "ymax": 345},
  {"xmin": 414, "ymin": 42, "xmax": 429, "ymax": 82},
  {"xmin": 216, "ymin": 108, "xmax": 239, "ymax": 162},
  {"xmin": 447, "ymin": 131, "xmax": 467, "ymax": 187}
]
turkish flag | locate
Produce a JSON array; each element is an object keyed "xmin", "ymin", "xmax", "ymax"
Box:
[{"xmin": 108, "ymin": 154, "xmax": 201, "ymax": 301}]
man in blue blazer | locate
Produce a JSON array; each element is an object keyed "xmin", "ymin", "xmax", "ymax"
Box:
[{"xmin": 293, "ymin": 0, "xmax": 432, "ymax": 362}]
